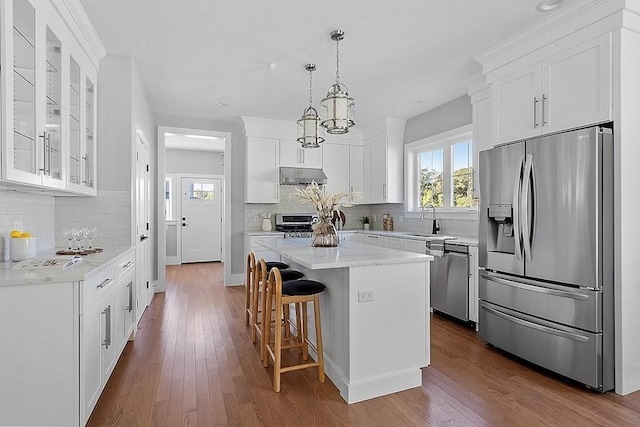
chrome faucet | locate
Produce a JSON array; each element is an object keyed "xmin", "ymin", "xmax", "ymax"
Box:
[{"xmin": 421, "ymin": 203, "xmax": 440, "ymax": 235}]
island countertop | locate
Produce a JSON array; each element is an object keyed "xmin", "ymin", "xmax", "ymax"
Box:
[{"xmin": 257, "ymin": 238, "xmax": 433, "ymax": 270}]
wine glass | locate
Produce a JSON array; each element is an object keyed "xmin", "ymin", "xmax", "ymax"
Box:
[
  {"xmin": 63, "ymin": 226, "xmax": 74, "ymax": 250},
  {"xmin": 86, "ymin": 226, "xmax": 97, "ymax": 250},
  {"xmin": 71, "ymin": 227, "xmax": 84, "ymax": 252}
]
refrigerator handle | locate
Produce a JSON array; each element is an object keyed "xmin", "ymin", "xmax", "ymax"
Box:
[
  {"xmin": 522, "ymin": 154, "xmax": 535, "ymax": 262},
  {"xmin": 512, "ymin": 155, "xmax": 524, "ymax": 261}
]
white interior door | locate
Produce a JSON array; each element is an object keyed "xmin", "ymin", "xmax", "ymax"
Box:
[
  {"xmin": 135, "ymin": 132, "xmax": 153, "ymax": 318},
  {"xmin": 181, "ymin": 177, "xmax": 222, "ymax": 263}
]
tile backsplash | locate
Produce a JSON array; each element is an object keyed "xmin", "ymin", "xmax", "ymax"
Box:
[
  {"xmin": 244, "ymin": 186, "xmax": 479, "ymax": 237},
  {"xmin": 55, "ymin": 190, "xmax": 132, "ymax": 248},
  {"xmin": 0, "ymin": 190, "xmax": 55, "ymax": 261}
]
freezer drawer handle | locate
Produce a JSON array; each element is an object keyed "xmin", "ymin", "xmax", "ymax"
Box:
[
  {"xmin": 482, "ymin": 303, "xmax": 589, "ymax": 343},
  {"xmin": 480, "ymin": 272, "xmax": 591, "ymax": 300}
]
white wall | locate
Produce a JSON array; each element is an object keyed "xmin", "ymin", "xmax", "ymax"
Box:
[
  {"xmin": 55, "ymin": 55, "xmax": 155, "ymax": 251},
  {"xmin": 0, "ymin": 191, "xmax": 55, "ymax": 261},
  {"xmin": 166, "ymin": 149, "xmax": 224, "ymax": 175},
  {"xmin": 404, "ymin": 95, "xmax": 472, "ymax": 144}
]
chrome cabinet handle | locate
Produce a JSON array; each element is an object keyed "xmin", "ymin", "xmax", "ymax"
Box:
[
  {"xmin": 46, "ymin": 133, "xmax": 52, "ymax": 176},
  {"xmin": 102, "ymin": 305, "xmax": 112, "ymax": 348},
  {"xmin": 39, "ymin": 132, "xmax": 47, "ymax": 172},
  {"xmin": 126, "ymin": 281, "xmax": 133, "ymax": 313},
  {"xmin": 96, "ymin": 278, "xmax": 112, "ymax": 289},
  {"xmin": 123, "ymin": 261, "xmax": 133, "ymax": 269},
  {"xmin": 542, "ymin": 94, "xmax": 548, "ymax": 126},
  {"xmin": 382, "ymin": 183, "xmax": 386, "ymax": 200},
  {"xmin": 533, "ymin": 97, "xmax": 539, "ymax": 128}
]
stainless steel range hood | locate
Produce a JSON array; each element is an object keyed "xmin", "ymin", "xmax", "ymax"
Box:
[{"xmin": 279, "ymin": 167, "xmax": 327, "ymax": 185}]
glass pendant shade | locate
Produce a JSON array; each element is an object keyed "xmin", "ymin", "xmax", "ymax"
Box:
[
  {"xmin": 320, "ymin": 82, "xmax": 355, "ymax": 135},
  {"xmin": 297, "ymin": 63, "xmax": 325, "ymax": 148},
  {"xmin": 297, "ymin": 106, "xmax": 325, "ymax": 148}
]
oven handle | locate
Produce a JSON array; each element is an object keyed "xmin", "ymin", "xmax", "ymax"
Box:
[
  {"xmin": 481, "ymin": 303, "xmax": 589, "ymax": 343},
  {"xmin": 480, "ymin": 271, "xmax": 591, "ymax": 300}
]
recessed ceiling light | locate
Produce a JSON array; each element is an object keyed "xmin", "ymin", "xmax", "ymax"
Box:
[
  {"xmin": 537, "ymin": 0, "xmax": 563, "ymax": 12},
  {"xmin": 216, "ymin": 102, "xmax": 229, "ymax": 108},
  {"xmin": 268, "ymin": 63, "xmax": 276, "ymax": 70}
]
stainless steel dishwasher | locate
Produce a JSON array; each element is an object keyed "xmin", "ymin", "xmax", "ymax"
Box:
[{"xmin": 427, "ymin": 241, "xmax": 469, "ymax": 322}]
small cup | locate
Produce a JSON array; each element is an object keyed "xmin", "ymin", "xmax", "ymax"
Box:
[{"xmin": 10, "ymin": 237, "xmax": 37, "ymax": 261}]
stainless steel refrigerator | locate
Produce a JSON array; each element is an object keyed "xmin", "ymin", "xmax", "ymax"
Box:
[{"xmin": 478, "ymin": 125, "xmax": 614, "ymax": 392}]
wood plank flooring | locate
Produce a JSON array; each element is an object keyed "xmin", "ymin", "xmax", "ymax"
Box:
[{"xmin": 88, "ymin": 262, "xmax": 640, "ymax": 426}]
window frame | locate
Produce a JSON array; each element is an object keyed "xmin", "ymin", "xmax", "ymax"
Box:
[{"xmin": 404, "ymin": 124, "xmax": 477, "ymax": 219}]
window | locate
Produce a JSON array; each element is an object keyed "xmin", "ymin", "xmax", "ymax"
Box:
[
  {"xmin": 405, "ymin": 125, "xmax": 476, "ymax": 213},
  {"xmin": 165, "ymin": 176, "xmax": 174, "ymax": 220},
  {"xmin": 187, "ymin": 182, "xmax": 215, "ymax": 200}
]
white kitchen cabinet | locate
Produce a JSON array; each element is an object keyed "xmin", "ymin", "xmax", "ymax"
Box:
[
  {"xmin": 492, "ymin": 33, "xmax": 611, "ymax": 144},
  {"xmin": 114, "ymin": 253, "xmax": 136, "ymax": 352},
  {"xmin": 356, "ymin": 233, "xmax": 366, "ymax": 244},
  {"xmin": 383, "ymin": 236, "xmax": 407, "ymax": 251},
  {"xmin": 349, "ymin": 145, "xmax": 364, "ymax": 199},
  {"xmin": 322, "ymin": 143, "xmax": 363, "ymax": 201},
  {"xmin": 322, "ymin": 143, "xmax": 349, "ymax": 194},
  {"xmin": 244, "ymin": 233, "xmax": 284, "ymax": 263},
  {"xmin": 364, "ymin": 234, "xmax": 384, "ymax": 247},
  {"xmin": 0, "ymin": 0, "xmax": 98, "ymax": 194},
  {"xmin": 279, "ymin": 139, "xmax": 322, "ymax": 169},
  {"xmin": 245, "ymin": 136, "xmax": 280, "ymax": 203},
  {"xmin": 405, "ymin": 239, "xmax": 427, "ymax": 254},
  {"xmin": 339, "ymin": 231, "xmax": 357, "ymax": 243},
  {"xmin": 472, "ymin": 97, "xmax": 491, "ymax": 199},
  {"xmin": 362, "ymin": 118, "xmax": 405, "ymax": 204}
]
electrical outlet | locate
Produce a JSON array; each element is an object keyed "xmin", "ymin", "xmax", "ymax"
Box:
[{"xmin": 358, "ymin": 290, "xmax": 374, "ymax": 303}]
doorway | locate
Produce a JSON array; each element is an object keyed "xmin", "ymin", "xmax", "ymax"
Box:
[
  {"xmin": 180, "ymin": 176, "xmax": 223, "ymax": 263},
  {"xmin": 156, "ymin": 126, "xmax": 232, "ymax": 292}
]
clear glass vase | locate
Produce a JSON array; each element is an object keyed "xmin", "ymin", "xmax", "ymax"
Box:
[{"xmin": 312, "ymin": 217, "xmax": 339, "ymax": 247}]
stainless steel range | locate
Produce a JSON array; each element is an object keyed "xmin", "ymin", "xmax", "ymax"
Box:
[{"xmin": 275, "ymin": 213, "xmax": 318, "ymax": 238}]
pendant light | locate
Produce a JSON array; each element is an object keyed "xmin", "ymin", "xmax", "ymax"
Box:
[
  {"xmin": 297, "ymin": 64, "xmax": 325, "ymax": 148},
  {"xmin": 321, "ymin": 30, "xmax": 355, "ymax": 134}
]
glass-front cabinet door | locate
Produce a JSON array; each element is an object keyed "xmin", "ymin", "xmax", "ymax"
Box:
[
  {"xmin": 84, "ymin": 76, "xmax": 96, "ymax": 190},
  {"xmin": 2, "ymin": 0, "xmax": 66, "ymax": 189},
  {"xmin": 43, "ymin": 24, "xmax": 64, "ymax": 187},
  {"xmin": 8, "ymin": 0, "xmax": 38, "ymax": 184},
  {"xmin": 68, "ymin": 57, "xmax": 81, "ymax": 187}
]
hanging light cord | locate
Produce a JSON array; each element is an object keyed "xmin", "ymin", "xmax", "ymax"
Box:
[
  {"xmin": 335, "ymin": 37, "xmax": 341, "ymax": 84},
  {"xmin": 308, "ymin": 67, "xmax": 313, "ymax": 108}
]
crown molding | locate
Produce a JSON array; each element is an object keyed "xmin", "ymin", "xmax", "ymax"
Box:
[
  {"xmin": 475, "ymin": 0, "xmax": 624, "ymax": 73},
  {"xmin": 50, "ymin": 0, "xmax": 107, "ymax": 68}
]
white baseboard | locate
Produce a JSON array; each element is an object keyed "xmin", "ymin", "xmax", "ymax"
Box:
[{"xmin": 166, "ymin": 256, "xmax": 179, "ymax": 265}]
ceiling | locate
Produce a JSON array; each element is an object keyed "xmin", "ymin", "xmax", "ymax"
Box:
[{"xmin": 80, "ymin": 0, "xmax": 571, "ymax": 131}]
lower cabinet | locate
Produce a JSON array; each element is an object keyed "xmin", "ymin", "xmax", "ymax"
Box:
[
  {"xmin": 0, "ymin": 248, "xmax": 137, "ymax": 426},
  {"xmin": 244, "ymin": 233, "xmax": 284, "ymax": 262}
]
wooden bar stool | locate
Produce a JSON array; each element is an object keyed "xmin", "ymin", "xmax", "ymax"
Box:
[
  {"xmin": 262, "ymin": 267, "xmax": 326, "ymax": 392},
  {"xmin": 245, "ymin": 254, "xmax": 291, "ymax": 334},
  {"xmin": 252, "ymin": 259, "xmax": 304, "ymax": 345}
]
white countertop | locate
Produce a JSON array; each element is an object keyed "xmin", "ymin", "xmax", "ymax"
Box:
[
  {"xmin": 245, "ymin": 229, "xmax": 478, "ymax": 246},
  {"xmin": 0, "ymin": 246, "xmax": 132, "ymax": 286},
  {"xmin": 258, "ymin": 238, "xmax": 433, "ymax": 270}
]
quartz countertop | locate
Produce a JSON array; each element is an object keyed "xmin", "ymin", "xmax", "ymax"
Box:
[
  {"xmin": 354, "ymin": 229, "xmax": 479, "ymax": 247},
  {"xmin": 0, "ymin": 246, "xmax": 132, "ymax": 286},
  {"xmin": 258, "ymin": 238, "xmax": 432, "ymax": 270}
]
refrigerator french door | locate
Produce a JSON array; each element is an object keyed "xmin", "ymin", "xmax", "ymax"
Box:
[{"xmin": 478, "ymin": 125, "xmax": 614, "ymax": 392}]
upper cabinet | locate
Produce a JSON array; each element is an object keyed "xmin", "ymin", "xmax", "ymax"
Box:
[
  {"xmin": 279, "ymin": 139, "xmax": 322, "ymax": 169},
  {"xmin": 245, "ymin": 136, "xmax": 279, "ymax": 203},
  {"xmin": 322, "ymin": 140, "xmax": 363, "ymax": 202},
  {"xmin": 491, "ymin": 33, "xmax": 611, "ymax": 144},
  {"xmin": 0, "ymin": 0, "xmax": 102, "ymax": 194},
  {"xmin": 362, "ymin": 118, "xmax": 405, "ymax": 204}
]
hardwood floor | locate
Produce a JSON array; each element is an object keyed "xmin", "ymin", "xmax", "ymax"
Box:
[{"xmin": 88, "ymin": 262, "xmax": 640, "ymax": 426}]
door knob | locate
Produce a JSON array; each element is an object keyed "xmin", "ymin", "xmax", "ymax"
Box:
[{"xmin": 140, "ymin": 235, "xmax": 149, "ymax": 241}]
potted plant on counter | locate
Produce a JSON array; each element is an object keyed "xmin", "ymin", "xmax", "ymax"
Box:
[{"xmin": 360, "ymin": 216, "xmax": 370, "ymax": 230}]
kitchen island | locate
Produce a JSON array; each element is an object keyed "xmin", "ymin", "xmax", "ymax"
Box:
[{"xmin": 258, "ymin": 238, "xmax": 433, "ymax": 404}]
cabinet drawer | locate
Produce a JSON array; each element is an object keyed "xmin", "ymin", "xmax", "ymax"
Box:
[
  {"xmin": 82, "ymin": 267, "xmax": 115, "ymax": 310},
  {"xmin": 115, "ymin": 251, "xmax": 135, "ymax": 281}
]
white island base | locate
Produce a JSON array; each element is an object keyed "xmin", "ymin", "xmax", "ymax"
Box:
[{"xmin": 259, "ymin": 239, "xmax": 432, "ymax": 403}]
